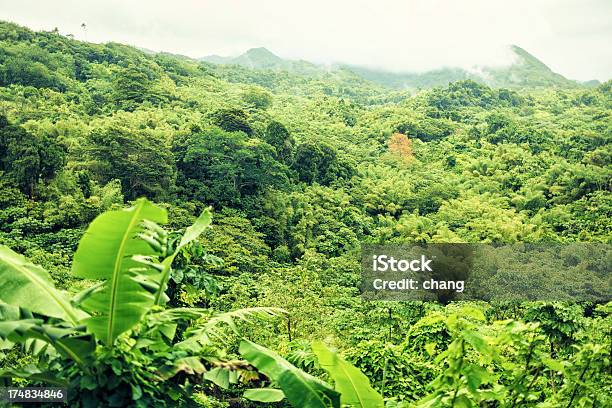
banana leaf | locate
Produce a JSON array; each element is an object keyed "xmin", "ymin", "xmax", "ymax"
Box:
[
  {"xmin": 243, "ymin": 388, "xmax": 285, "ymax": 402},
  {"xmin": 154, "ymin": 208, "xmax": 212, "ymax": 304},
  {"xmin": 0, "ymin": 246, "xmax": 80, "ymax": 324},
  {"xmin": 240, "ymin": 339, "xmax": 340, "ymax": 408},
  {"xmin": 72, "ymin": 198, "xmax": 167, "ymax": 345},
  {"xmin": 0, "ymin": 302, "xmax": 94, "ymax": 365},
  {"xmin": 312, "ymin": 340, "xmax": 384, "ymax": 408},
  {"xmin": 0, "ymin": 364, "xmax": 68, "ymax": 386}
]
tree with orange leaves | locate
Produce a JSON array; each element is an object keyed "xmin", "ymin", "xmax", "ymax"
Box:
[{"xmin": 388, "ymin": 132, "xmax": 414, "ymax": 163}]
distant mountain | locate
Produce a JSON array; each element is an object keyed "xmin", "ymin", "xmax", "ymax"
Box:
[
  {"xmin": 342, "ymin": 66, "xmax": 472, "ymax": 90},
  {"xmin": 200, "ymin": 54, "xmax": 234, "ymax": 64},
  {"xmin": 202, "ymin": 47, "xmax": 278, "ymax": 67},
  {"xmin": 201, "ymin": 47, "xmax": 321, "ymax": 75},
  {"xmin": 201, "ymin": 45, "xmax": 589, "ymax": 89},
  {"xmin": 343, "ymin": 46, "xmax": 581, "ymax": 89},
  {"xmin": 485, "ymin": 46, "xmax": 580, "ymax": 88},
  {"xmin": 580, "ymin": 79, "xmax": 602, "ymax": 88}
]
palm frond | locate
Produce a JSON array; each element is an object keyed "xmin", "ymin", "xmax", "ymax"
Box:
[{"xmin": 177, "ymin": 307, "xmax": 287, "ymax": 351}]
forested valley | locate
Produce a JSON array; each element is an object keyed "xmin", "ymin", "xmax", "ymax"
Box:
[{"xmin": 0, "ymin": 21, "xmax": 610, "ymax": 407}]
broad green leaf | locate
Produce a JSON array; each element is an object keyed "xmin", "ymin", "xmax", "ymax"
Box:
[
  {"xmin": 0, "ymin": 304, "xmax": 94, "ymax": 365},
  {"xmin": 204, "ymin": 367, "xmax": 231, "ymax": 389},
  {"xmin": 52, "ymin": 334, "xmax": 96, "ymax": 365},
  {"xmin": 0, "ymin": 245, "xmax": 80, "ymax": 324},
  {"xmin": 463, "ymin": 330, "xmax": 494, "ymax": 359},
  {"xmin": 243, "ymin": 388, "xmax": 285, "ymax": 402},
  {"xmin": 72, "ymin": 198, "xmax": 167, "ymax": 345},
  {"xmin": 453, "ymin": 394, "xmax": 472, "ymax": 408},
  {"xmin": 0, "ymin": 318, "xmax": 45, "ymax": 343},
  {"xmin": 312, "ymin": 340, "xmax": 384, "ymax": 408},
  {"xmin": 0, "ymin": 364, "xmax": 69, "ymax": 386},
  {"xmin": 463, "ymin": 364, "xmax": 489, "ymax": 392},
  {"xmin": 158, "ymin": 322, "xmax": 177, "ymax": 340},
  {"xmin": 71, "ymin": 281, "xmax": 105, "ymax": 307},
  {"xmin": 154, "ymin": 208, "xmax": 212, "ymax": 305},
  {"xmin": 131, "ymin": 384, "xmax": 143, "ymax": 400},
  {"xmin": 541, "ymin": 355, "xmax": 565, "ymax": 373},
  {"xmin": 416, "ymin": 393, "xmax": 443, "ymax": 408},
  {"xmin": 159, "ymin": 356, "xmax": 206, "ymax": 380},
  {"xmin": 177, "ymin": 207, "xmax": 213, "ymax": 249},
  {"xmin": 240, "ymin": 339, "xmax": 340, "ymax": 408}
]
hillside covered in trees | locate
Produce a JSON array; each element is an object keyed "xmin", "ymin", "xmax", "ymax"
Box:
[{"xmin": 0, "ymin": 21, "xmax": 610, "ymax": 407}]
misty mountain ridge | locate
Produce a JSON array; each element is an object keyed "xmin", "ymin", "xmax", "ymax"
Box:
[
  {"xmin": 201, "ymin": 45, "xmax": 598, "ymax": 89},
  {"xmin": 202, "ymin": 47, "xmax": 324, "ymax": 76}
]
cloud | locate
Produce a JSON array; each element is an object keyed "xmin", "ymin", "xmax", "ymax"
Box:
[{"xmin": 0, "ymin": 0, "xmax": 609, "ymax": 80}]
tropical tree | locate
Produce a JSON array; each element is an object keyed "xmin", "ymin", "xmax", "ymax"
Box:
[
  {"xmin": 211, "ymin": 108, "xmax": 253, "ymax": 135},
  {"xmin": 0, "ymin": 115, "xmax": 65, "ymax": 197},
  {"xmin": 85, "ymin": 121, "xmax": 176, "ymax": 201},
  {"xmin": 263, "ymin": 120, "xmax": 295, "ymax": 163},
  {"xmin": 174, "ymin": 127, "xmax": 289, "ymax": 207}
]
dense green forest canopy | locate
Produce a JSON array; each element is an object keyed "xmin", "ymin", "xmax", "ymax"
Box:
[{"xmin": 0, "ymin": 21, "xmax": 610, "ymax": 407}]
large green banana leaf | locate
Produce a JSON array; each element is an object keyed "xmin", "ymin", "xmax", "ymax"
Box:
[
  {"xmin": 243, "ymin": 388, "xmax": 285, "ymax": 402},
  {"xmin": 0, "ymin": 365, "xmax": 69, "ymax": 386},
  {"xmin": 312, "ymin": 340, "xmax": 384, "ymax": 408},
  {"xmin": 154, "ymin": 208, "xmax": 212, "ymax": 305},
  {"xmin": 240, "ymin": 339, "xmax": 340, "ymax": 408},
  {"xmin": 72, "ymin": 198, "xmax": 167, "ymax": 345},
  {"xmin": 0, "ymin": 303, "xmax": 94, "ymax": 365},
  {"xmin": 0, "ymin": 245, "xmax": 80, "ymax": 324}
]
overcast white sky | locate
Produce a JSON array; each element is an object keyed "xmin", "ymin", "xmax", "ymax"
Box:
[{"xmin": 0, "ymin": 0, "xmax": 610, "ymax": 81}]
